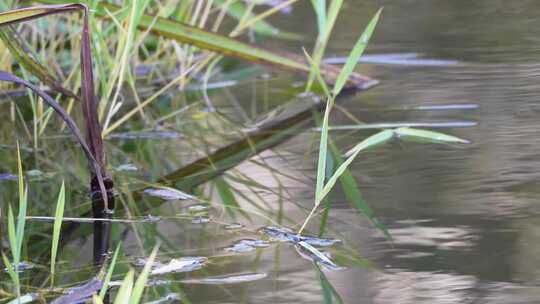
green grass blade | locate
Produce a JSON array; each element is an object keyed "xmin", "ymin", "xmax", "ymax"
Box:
[
  {"xmin": 302, "ymin": 47, "xmax": 330, "ymax": 97},
  {"xmin": 129, "ymin": 244, "xmax": 159, "ymax": 304},
  {"xmin": 113, "ymin": 270, "xmax": 134, "ymax": 304},
  {"xmin": 15, "ymin": 143, "xmax": 27, "ymax": 269},
  {"xmin": 7, "ymin": 205, "xmax": 17, "ymax": 263},
  {"xmin": 343, "ymin": 129, "xmax": 395, "ymax": 158},
  {"xmin": 315, "ymin": 98, "xmax": 332, "ymax": 204},
  {"xmin": 306, "ymin": 0, "xmax": 343, "ymax": 91},
  {"xmin": 322, "ymin": 0, "xmax": 342, "ymax": 41},
  {"xmin": 332, "ymin": 8, "xmax": 382, "ymax": 96},
  {"xmin": 99, "ymin": 244, "xmax": 122, "ymax": 300},
  {"xmin": 310, "ymin": 0, "xmax": 326, "ymax": 36},
  {"xmin": 394, "ymin": 127, "xmax": 470, "ymax": 144},
  {"xmin": 2, "ymin": 240, "xmax": 19, "ymax": 287},
  {"xmin": 301, "ymin": 130, "xmax": 393, "ymax": 235},
  {"xmin": 328, "ymin": 141, "xmax": 390, "ymax": 238},
  {"xmin": 5, "ymin": 206, "xmax": 21, "ymax": 299},
  {"xmin": 321, "ymin": 130, "xmax": 394, "ymax": 203},
  {"xmin": 318, "ymin": 152, "xmax": 335, "ymax": 236},
  {"xmin": 301, "ymin": 48, "xmax": 332, "ymax": 204},
  {"xmin": 298, "ymin": 241, "xmax": 339, "ymax": 269},
  {"xmin": 50, "ymin": 181, "xmax": 66, "ymax": 287},
  {"xmin": 0, "ymin": 4, "xmax": 74, "ymax": 25},
  {"xmin": 316, "ymin": 263, "xmax": 343, "ymax": 304}
]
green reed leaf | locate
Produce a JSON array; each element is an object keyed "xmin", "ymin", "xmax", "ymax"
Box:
[
  {"xmin": 99, "ymin": 244, "xmax": 121, "ymax": 300},
  {"xmin": 7, "ymin": 205, "xmax": 17, "ymax": 263},
  {"xmin": 328, "ymin": 141, "xmax": 390, "ymax": 239},
  {"xmin": 15, "ymin": 143, "xmax": 27, "ymax": 269},
  {"xmin": 311, "ymin": 0, "xmax": 326, "ymax": 35},
  {"xmin": 321, "ymin": 130, "xmax": 394, "ymax": 203},
  {"xmin": 113, "ymin": 270, "xmax": 134, "ymax": 304},
  {"xmin": 1, "ymin": 252, "xmax": 19, "ymax": 292},
  {"xmin": 306, "ymin": 0, "xmax": 343, "ymax": 91},
  {"xmin": 50, "ymin": 181, "xmax": 65, "ymax": 286},
  {"xmin": 6, "ymin": 205, "xmax": 20, "ymax": 297},
  {"xmin": 394, "ymin": 127, "xmax": 470, "ymax": 144},
  {"xmin": 129, "ymin": 244, "xmax": 159, "ymax": 304},
  {"xmin": 332, "ymin": 8, "xmax": 382, "ymax": 96},
  {"xmin": 316, "ymin": 263, "xmax": 343, "ymax": 304}
]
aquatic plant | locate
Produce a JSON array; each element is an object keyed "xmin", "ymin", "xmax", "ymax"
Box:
[{"xmin": 299, "ymin": 3, "xmax": 469, "ymax": 239}]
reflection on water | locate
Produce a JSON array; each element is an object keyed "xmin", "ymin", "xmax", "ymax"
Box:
[
  {"xmin": 388, "ymin": 223, "xmax": 478, "ymax": 252},
  {"xmin": 373, "ymin": 270, "xmax": 477, "ymax": 304},
  {"xmin": 258, "ymin": 0, "xmax": 540, "ymax": 302}
]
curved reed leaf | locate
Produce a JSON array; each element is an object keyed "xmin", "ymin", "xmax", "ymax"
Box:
[
  {"xmin": 394, "ymin": 127, "xmax": 470, "ymax": 144},
  {"xmin": 343, "ymin": 129, "xmax": 394, "ymax": 158},
  {"xmin": 300, "ymin": 130, "xmax": 394, "ymax": 233},
  {"xmin": 324, "ymin": 129, "xmax": 394, "ymax": 201},
  {"xmin": 0, "ymin": 4, "xmax": 76, "ymax": 25}
]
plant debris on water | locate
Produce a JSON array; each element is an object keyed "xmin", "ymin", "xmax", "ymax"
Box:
[
  {"xmin": 50, "ymin": 279, "xmax": 103, "ymax": 304},
  {"xmin": 134, "ymin": 257, "xmax": 208, "ymax": 275},
  {"xmin": 143, "ymin": 188, "xmax": 196, "ymax": 200},
  {"xmin": 224, "ymin": 239, "xmax": 271, "ymax": 253},
  {"xmin": 180, "ymin": 272, "xmax": 268, "ymax": 285},
  {"xmin": 261, "ymin": 226, "xmax": 342, "ymax": 247}
]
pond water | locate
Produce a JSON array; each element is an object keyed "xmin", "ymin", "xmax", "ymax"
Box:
[{"xmin": 2, "ymin": 0, "xmax": 540, "ymax": 303}]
